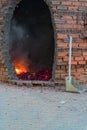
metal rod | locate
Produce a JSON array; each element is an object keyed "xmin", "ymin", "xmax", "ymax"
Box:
[{"xmin": 69, "ymin": 36, "xmax": 72, "ymax": 83}]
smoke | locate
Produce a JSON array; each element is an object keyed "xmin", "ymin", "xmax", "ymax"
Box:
[
  {"xmin": 9, "ymin": 19, "xmax": 29, "ymax": 71},
  {"xmin": 9, "ymin": 0, "xmax": 54, "ymax": 72}
]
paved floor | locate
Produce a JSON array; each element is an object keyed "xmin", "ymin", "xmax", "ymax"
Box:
[{"xmin": 0, "ymin": 83, "xmax": 87, "ymax": 130}]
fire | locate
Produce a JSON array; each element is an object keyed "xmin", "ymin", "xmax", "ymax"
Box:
[
  {"xmin": 15, "ymin": 67, "xmax": 27, "ymax": 74},
  {"xmin": 14, "ymin": 61, "xmax": 28, "ymax": 74}
]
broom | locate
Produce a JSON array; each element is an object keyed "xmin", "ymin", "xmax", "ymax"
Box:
[{"xmin": 66, "ymin": 36, "xmax": 87, "ymax": 93}]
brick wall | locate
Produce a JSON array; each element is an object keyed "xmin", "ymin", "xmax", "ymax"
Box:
[
  {"xmin": 0, "ymin": 0, "xmax": 87, "ymax": 84},
  {"xmin": 0, "ymin": 0, "xmax": 18, "ymax": 82},
  {"xmin": 51, "ymin": 0, "xmax": 87, "ymax": 83}
]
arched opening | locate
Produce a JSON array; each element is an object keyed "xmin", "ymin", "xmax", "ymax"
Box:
[{"xmin": 9, "ymin": 0, "xmax": 55, "ymax": 81}]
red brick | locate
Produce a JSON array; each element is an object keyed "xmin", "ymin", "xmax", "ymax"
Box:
[
  {"xmin": 58, "ymin": 52, "xmax": 68, "ymax": 57},
  {"xmin": 58, "ymin": 70, "xmax": 65, "ymax": 74},
  {"xmin": 75, "ymin": 57, "xmax": 83, "ymax": 61},
  {"xmin": 77, "ymin": 68, "xmax": 84, "ymax": 72},
  {"xmin": 60, "ymin": 74, "xmax": 66, "ymax": 80},
  {"xmin": 68, "ymin": 6, "xmax": 78, "ymax": 10},
  {"xmin": 52, "ymin": 1, "xmax": 61, "ymax": 5},
  {"xmin": 63, "ymin": 57, "xmax": 69, "ymax": 62},
  {"xmin": 79, "ymin": 6, "xmax": 87, "ymax": 10},
  {"xmin": 71, "ymin": 61, "xmax": 77, "ymax": 65},
  {"xmin": 73, "ymin": 51, "xmax": 82, "ymax": 56},
  {"xmin": 81, "ymin": 3, "xmax": 87, "ymax": 6},
  {"xmin": 66, "ymin": 69, "xmax": 76, "ymax": 73},
  {"xmin": 79, "ymin": 44, "xmax": 87, "ymax": 48},
  {"xmin": 72, "ymin": 43, "xmax": 79, "ymax": 48},
  {"xmin": 80, "ymin": 20, "xmax": 84, "ymax": 25},
  {"xmin": 57, "ymin": 62, "xmax": 67, "ymax": 65},
  {"xmin": 73, "ymin": 25, "xmax": 84, "ymax": 29},
  {"xmin": 78, "ymin": 61, "xmax": 86, "ymax": 65},
  {"xmin": 63, "ymin": 57, "xmax": 74, "ymax": 62},
  {"xmin": 71, "ymin": 34, "xmax": 79, "ymax": 38},
  {"xmin": 72, "ymin": 2, "xmax": 81, "ymax": 6},
  {"xmin": 62, "ymin": 2, "xmax": 72, "ymax": 6},
  {"xmin": 57, "ymin": 34, "xmax": 68, "ymax": 40},
  {"xmin": 73, "ymin": 73, "xmax": 80, "ymax": 78},
  {"xmin": 55, "ymin": 19, "xmax": 66, "ymax": 24},
  {"xmin": 57, "ymin": 6, "xmax": 68, "ymax": 10},
  {"xmin": 72, "ymin": 69, "xmax": 77, "ymax": 73},
  {"xmin": 67, "ymin": 20, "xmax": 76, "ymax": 24},
  {"xmin": 83, "ymin": 52, "xmax": 87, "ymax": 56},
  {"xmin": 57, "ymin": 43, "xmax": 68, "ymax": 48},
  {"xmin": 62, "ymin": 16, "xmax": 72, "ymax": 20},
  {"xmin": 56, "ymin": 24, "xmax": 72, "ymax": 29}
]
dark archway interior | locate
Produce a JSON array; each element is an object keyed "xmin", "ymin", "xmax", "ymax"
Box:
[{"xmin": 9, "ymin": 0, "xmax": 55, "ymax": 81}]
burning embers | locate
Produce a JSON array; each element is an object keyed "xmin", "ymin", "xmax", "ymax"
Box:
[
  {"xmin": 16, "ymin": 69, "xmax": 52, "ymax": 81},
  {"xmin": 14, "ymin": 61, "xmax": 52, "ymax": 81}
]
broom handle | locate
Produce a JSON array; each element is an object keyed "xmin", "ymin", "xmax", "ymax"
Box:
[{"xmin": 69, "ymin": 36, "xmax": 72, "ymax": 83}]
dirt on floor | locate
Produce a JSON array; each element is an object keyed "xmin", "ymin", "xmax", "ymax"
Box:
[{"xmin": 0, "ymin": 83, "xmax": 87, "ymax": 130}]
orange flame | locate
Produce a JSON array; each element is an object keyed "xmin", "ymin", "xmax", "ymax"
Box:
[
  {"xmin": 14, "ymin": 61, "xmax": 29, "ymax": 74},
  {"xmin": 15, "ymin": 68, "xmax": 27, "ymax": 74}
]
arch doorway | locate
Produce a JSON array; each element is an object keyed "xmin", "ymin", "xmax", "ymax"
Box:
[{"xmin": 9, "ymin": 0, "xmax": 55, "ymax": 81}]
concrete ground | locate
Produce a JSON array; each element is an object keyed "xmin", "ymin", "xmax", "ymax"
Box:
[{"xmin": 0, "ymin": 83, "xmax": 87, "ymax": 130}]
